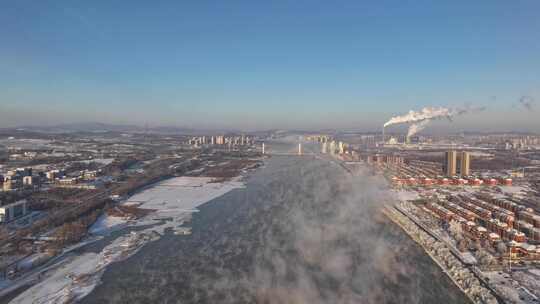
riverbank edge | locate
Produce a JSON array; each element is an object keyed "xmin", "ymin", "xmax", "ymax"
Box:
[
  {"xmin": 1, "ymin": 175, "xmax": 250, "ymax": 303},
  {"xmin": 383, "ymin": 205, "xmax": 502, "ymax": 304}
]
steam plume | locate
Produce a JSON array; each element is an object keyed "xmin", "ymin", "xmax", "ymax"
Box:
[
  {"xmin": 406, "ymin": 119, "xmax": 430, "ymax": 138},
  {"xmin": 383, "ymin": 107, "xmax": 455, "ymax": 128},
  {"xmin": 518, "ymin": 95, "xmax": 534, "ymax": 111},
  {"xmin": 384, "ymin": 105, "xmax": 485, "ymax": 138}
]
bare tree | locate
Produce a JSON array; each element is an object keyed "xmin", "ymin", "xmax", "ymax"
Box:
[
  {"xmin": 449, "ymin": 220, "xmax": 463, "ymax": 241},
  {"xmin": 496, "ymin": 242, "xmax": 507, "ymax": 256}
]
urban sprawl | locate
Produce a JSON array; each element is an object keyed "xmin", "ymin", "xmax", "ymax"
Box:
[{"xmin": 1, "ymin": 129, "xmax": 540, "ymax": 304}]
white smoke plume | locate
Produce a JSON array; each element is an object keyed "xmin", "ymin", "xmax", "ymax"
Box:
[
  {"xmin": 383, "ymin": 107, "xmax": 455, "ymax": 128},
  {"xmin": 518, "ymin": 95, "xmax": 534, "ymax": 111},
  {"xmin": 384, "ymin": 105, "xmax": 485, "ymax": 138},
  {"xmin": 406, "ymin": 119, "xmax": 431, "ymax": 138}
]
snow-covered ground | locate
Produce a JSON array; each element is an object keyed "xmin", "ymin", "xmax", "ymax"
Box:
[
  {"xmin": 7, "ymin": 176, "xmax": 245, "ymax": 304},
  {"xmin": 88, "ymin": 215, "xmax": 127, "ymax": 235},
  {"xmin": 483, "ymin": 271, "xmax": 539, "ymax": 304},
  {"xmin": 0, "ymin": 138, "xmax": 52, "ymax": 149},
  {"xmin": 125, "ymin": 176, "xmax": 245, "ymax": 234},
  {"xmin": 512, "ymin": 269, "xmax": 540, "ymax": 300},
  {"xmin": 499, "ymin": 185, "xmax": 527, "ymax": 196},
  {"xmin": 16, "ymin": 253, "xmax": 53, "ymax": 271},
  {"xmin": 393, "ymin": 189, "xmax": 420, "ymax": 202},
  {"xmin": 9, "ymin": 231, "xmax": 155, "ymax": 304},
  {"xmin": 80, "ymin": 158, "xmax": 115, "ymax": 166},
  {"xmin": 470, "ymin": 151, "xmax": 493, "ymax": 157}
]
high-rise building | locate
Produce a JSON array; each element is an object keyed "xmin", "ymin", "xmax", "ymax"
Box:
[
  {"xmin": 3, "ymin": 180, "xmax": 13, "ymax": 191},
  {"xmin": 460, "ymin": 151, "xmax": 470, "ymax": 176},
  {"xmin": 321, "ymin": 142, "xmax": 327, "ymax": 154},
  {"xmin": 444, "ymin": 150, "xmax": 457, "ymax": 176},
  {"xmin": 0, "ymin": 200, "xmax": 28, "ymax": 223},
  {"xmin": 329, "ymin": 141, "xmax": 336, "ymax": 155},
  {"xmin": 23, "ymin": 176, "xmax": 34, "ymax": 185},
  {"xmin": 17, "ymin": 168, "xmax": 32, "ymax": 177}
]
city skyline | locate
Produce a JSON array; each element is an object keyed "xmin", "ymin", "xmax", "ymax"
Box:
[{"xmin": 1, "ymin": 1, "xmax": 539, "ymax": 131}]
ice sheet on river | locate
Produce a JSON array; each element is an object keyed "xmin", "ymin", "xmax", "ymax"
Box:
[{"xmin": 126, "ymin": 176, "xmax": 245, "ymax": 233}]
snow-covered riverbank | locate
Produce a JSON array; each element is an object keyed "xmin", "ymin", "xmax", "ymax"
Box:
[
  {"xmin": 7, "ymin": 176, "xmax": 245, "ymax": 304},
  {"xmin": 383, "ymin": 206, "xmax": 499, "ymax": 304}
]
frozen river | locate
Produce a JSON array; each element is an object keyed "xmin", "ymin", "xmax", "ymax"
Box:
[
  {"xmin": 79, "ymin": 153, "xmax": 470, "ymax": 304},
  {"xmin": 2, "ymin": 140, "xmax": 471, "ymax": 304}
]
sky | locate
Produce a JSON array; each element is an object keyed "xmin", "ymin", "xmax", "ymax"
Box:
[{"xmin": 1, "ymin": 0, "xmax": 539, "ymax": 132}]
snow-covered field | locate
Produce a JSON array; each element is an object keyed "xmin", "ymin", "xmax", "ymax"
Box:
[
  {"xmin": 80, "ymin": 158, "xmax": 115, "ymax": 166},
  {"xmin": 88, "ymin": 215, "xmax": 127, "ymax": 235},
  {"xmin": 483, "ymin": 271, "xmax": 539, "ymax": 304},
  {"xmin": 7, "ymin": 176, "xmax": 245, "ymax": 304},
  {"xmin": 499, "ymin": 185, "xmax": 527, "ymax": 196},
  {"xmin": 0, "ymin": 138, "xmax": 52, "ymax": 149}
]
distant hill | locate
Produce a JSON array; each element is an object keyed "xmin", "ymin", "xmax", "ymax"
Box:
[
  {"xmin": 5, "ymin": 122, "xmax": 226, "ymax": 135},
  {"xmin": 18, "ymin": 122, "xmax": 145, "ymax": 133}
]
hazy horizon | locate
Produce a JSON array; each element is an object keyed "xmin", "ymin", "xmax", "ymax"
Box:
[{"xmin": 1, "ymin": 1, "xmax": 539, "ymax": 132}]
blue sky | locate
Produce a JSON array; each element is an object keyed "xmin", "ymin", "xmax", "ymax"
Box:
[{"xmin": 1, "ymin": 0, "xmax": 539, "ymax": 131}]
